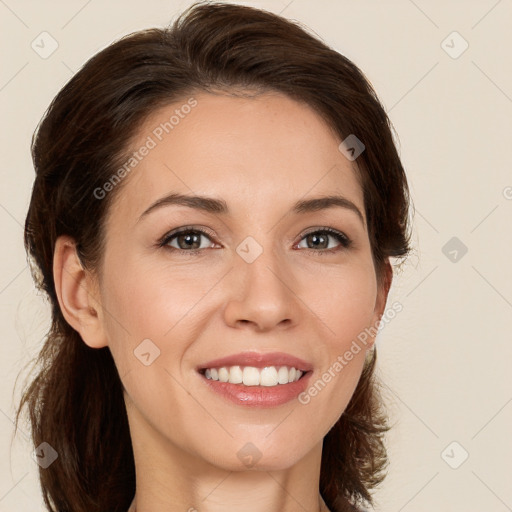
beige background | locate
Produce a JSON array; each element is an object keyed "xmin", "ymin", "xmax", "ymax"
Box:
[{"xmin": 1, "ymin": 1, "xmax": 511, "ymax": 511}]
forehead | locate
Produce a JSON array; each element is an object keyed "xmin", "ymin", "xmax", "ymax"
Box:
[{"xmin": 108, "ymin": 91, "xmax": 365, "ymax": 225}]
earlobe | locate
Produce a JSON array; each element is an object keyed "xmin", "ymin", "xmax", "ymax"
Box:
[{"xmin": 53, "ymin": 235, "xmax": 108, "ymax": 348}]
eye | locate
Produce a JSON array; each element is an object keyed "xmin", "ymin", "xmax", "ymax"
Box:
[
  {"xmin": 157, "ymin": 226, "xmax": 352, "ymax": 256},
  {"xmin": 158, "ymin": 227, "xmax": 217, "ymax": 253},
  {"xmin": 295, "ymin": 228, "xmax": 352, "ymax": 254}
]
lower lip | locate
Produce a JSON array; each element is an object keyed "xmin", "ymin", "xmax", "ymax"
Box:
[{"xmin": 199, "ymin": 371, "xmax": 312, "ymax": 408}]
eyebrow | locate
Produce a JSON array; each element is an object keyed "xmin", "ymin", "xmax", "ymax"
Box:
[{"xmin": 137, "ymin": 192, "xmax": 365, "ymax": 226}]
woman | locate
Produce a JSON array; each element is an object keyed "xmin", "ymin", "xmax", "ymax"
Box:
[{"xmin": 16, "ymin": 2, "xmax": 412, "ymax": 511}]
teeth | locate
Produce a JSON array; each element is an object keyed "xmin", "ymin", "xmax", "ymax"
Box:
[
  {"xmin": 260, "ymin": 366, "xmax": 278, "ymax": 386},
  {"xmin": 243, "ymin": 366, "xmax": 260, "ymax": 386},
  {"xmin": 203, "ymin": 365, "xmax": 304, "ymax": 386},
  {"xmin": 229, "ymin": 365, "xmax": 243, "ymax": 384},
  {"xmin": 218, "ymin": 367, "xmax": 230, "ymax": 382},
  {"xmin": 277, "ymin": 366, "xmax": 289, "ymax": 384}
]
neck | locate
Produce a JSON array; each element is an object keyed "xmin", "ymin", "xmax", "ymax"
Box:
[{"xmin": 129, "ymin": 493, "xmax": 332, "ymax": 512}]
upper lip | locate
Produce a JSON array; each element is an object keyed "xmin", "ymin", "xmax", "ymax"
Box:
[{"xmin": 197, "ymin": 351, "xmax": 313, "ymax": 372}]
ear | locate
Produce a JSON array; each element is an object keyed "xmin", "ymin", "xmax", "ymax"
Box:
[
  {"xmin": 367, "ymin": 258, "xmax": 393, "ymax": 349},
  {"xmin": 53, "ymin": 235, "xmax": 108, "ymax": 348}
]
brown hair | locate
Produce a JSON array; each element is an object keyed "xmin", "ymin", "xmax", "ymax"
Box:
[{"xmin": 15, "ymin": 2, "xmax": 412, "ymax": 511}]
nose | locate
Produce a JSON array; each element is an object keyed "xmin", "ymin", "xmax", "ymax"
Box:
[{"xmin": 223, "ymin": 243, "xmax": 302, "ymax": 332}]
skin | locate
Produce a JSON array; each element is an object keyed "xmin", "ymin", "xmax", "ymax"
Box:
[{"xmin": 54, "ymin": 90, "xmax": 392, "ymax": 512}]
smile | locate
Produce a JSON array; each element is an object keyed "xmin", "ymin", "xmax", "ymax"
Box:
[{"xmin": 200, "ymin": 365, "xmax": 305, "ymax": 386}]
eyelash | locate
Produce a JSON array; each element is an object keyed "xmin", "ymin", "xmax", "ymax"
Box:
[{"xmin": 157, "ymin": 225, "xmax": 352, "ymax": 256}]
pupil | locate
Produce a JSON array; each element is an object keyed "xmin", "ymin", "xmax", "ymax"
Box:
[
  {"xmin": 310, "ymin": 233, "xmax": 327, "ymax": 249},
  {"xmin": 181, "ymin": 233, "xmax": 199, "ymax": 249}
]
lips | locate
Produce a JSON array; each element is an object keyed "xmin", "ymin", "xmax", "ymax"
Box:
[{"xmin": 196, "ymin": 351, "xmax": 314, "ymax": 372}]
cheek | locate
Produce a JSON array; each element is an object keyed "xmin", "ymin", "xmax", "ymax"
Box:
[
  {"xmin": 306, "ymin": 259, "xmax": 378, "ymax": 344},
  {"xmin": 295, "ymin": 261, "xmax": 377, "ymax": 428},
  {"xmin": 100, "ymin": 255, "xmax": 209, "ymax": 339},
  {"xmin": 98, "ymin": 254, "xmax": 229, "ymax": 399}
]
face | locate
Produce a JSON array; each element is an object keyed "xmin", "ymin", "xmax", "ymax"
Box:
[{"xmin": 92, "ymin": 90, "xmax": 388, "ymax": 472}]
